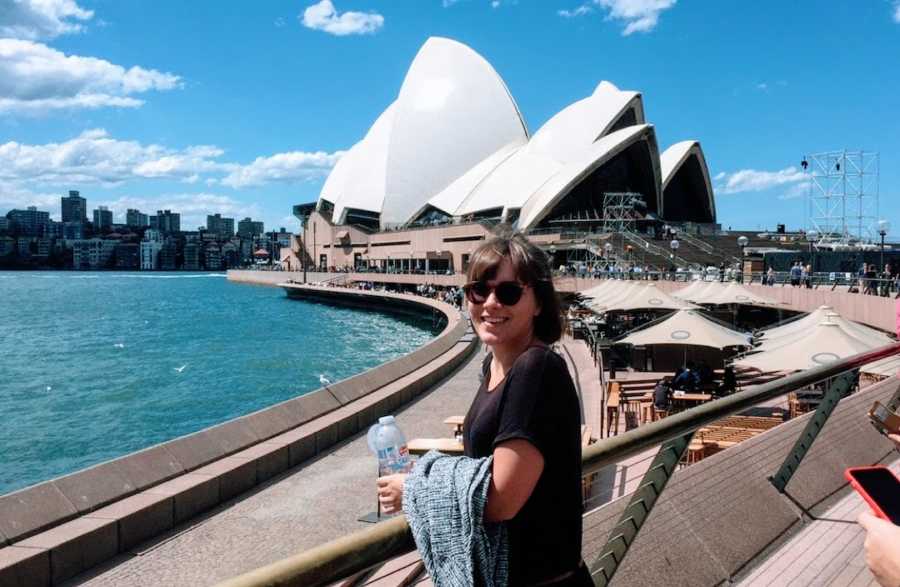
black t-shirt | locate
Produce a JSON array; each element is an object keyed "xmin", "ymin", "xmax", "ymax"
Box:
[{"xmin": 463, "ymin": 346, "xmax": 583, "ymax": 585}]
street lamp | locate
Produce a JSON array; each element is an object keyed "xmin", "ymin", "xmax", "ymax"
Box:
[
  {"xmin": 737, "ymin": 235, "xmax": 749, "ymax": 283},
  {"xmin": 807, "ymin": 229, "xmax": 819, "ymax": 276},
  {"xmin": 669, "ymin": 239, "xmax": 680, "ymax": 279},
  {"xmin": 878, "ymin": 219, "xmax": 890, "ymax": 271}
]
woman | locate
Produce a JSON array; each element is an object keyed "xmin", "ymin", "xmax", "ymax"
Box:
[{"xmin": 377, "ymin": 231, "xmax": 589, "ymax": 586}]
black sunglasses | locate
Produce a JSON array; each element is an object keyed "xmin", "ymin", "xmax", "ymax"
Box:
[{"xmin": 464, "ymin": 281, "xmax": 528, "ymax": 306}]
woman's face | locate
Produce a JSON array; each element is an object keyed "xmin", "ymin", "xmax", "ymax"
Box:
[{"xmin": 467, "ymin": 257, "xmax": 540, "ymax": 351}]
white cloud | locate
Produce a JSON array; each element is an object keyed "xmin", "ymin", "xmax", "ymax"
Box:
[
  {"xmin": 0, "ymin": 130, "xmax": 344, "ymax": 197},
  {"xmin": 0, "ymin": 129, "xmax": 227, "ymax": 186},
  {"xmin": 756, "ymin": 82, "xmax": 768, "ymax": 91},
  {"xmin": 0, "ymin": 181, "xmax": 61, "ymax": 218},
  {"xmin": 714, "ymin": 166, "xmax": 808, "ymax": 195},
  {"xmin": 558, "ymin": 5, "xmax": 593, "ymax": 18},
  {"xmin": 894, "ymin": 1, "xmax": 900, "ymax": 23},
  {"xmin": 221, "ymin": 151, "xmax": 345, "ymax": 188},
  {"xmin": 593, "ymin": 0, "xmax": 676, "ymax": 35},
  {"xmin": 778, "ymin": 181, "xmax": 811, "ymax": 200},
  {"xmin": 0, "ymin": 39, "xmax": 181, "ymax": 115},
  {"xmin": 301, "ymin": 0, "xmax": 383, "ymax": 36},
  {"xmin": 0, "ymin": 0, "xmax": 93, "ymax": 40}
]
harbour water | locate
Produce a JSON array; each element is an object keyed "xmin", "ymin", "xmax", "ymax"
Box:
[{"xmin": 0, "ymin": 272, "xmax": 439, "ymax": 496}]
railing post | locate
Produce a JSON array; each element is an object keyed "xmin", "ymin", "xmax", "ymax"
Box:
[
  {"xmin": 769, "ymin": 371, "xmax": 856, "ymax": 493},
  {"xmin": 590, "ymin": 432, "xmax": 694, "ymax": 585}
]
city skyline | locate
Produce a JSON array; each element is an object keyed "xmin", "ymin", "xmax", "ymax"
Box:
[{"xmin": 1, "ymin": 1, "xmax": 898, "ymax": 235}]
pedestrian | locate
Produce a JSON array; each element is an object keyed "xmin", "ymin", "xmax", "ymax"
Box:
[
  {"xmin": 377, "ymin": 230, "xmax": 590, "ymax": 586},
  {"xmin": 790, "ymin": 261, "xmax": 802, "ymax": 287}
]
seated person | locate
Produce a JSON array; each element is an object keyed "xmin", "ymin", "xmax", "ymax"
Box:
[
  {"xmin": 653, "ymin": 377, "xmax": 672, "ymax": 411},
  {"xmin": 673, "ymin": 364, "xmax": 698, "ymax": 392},
  {"xmin": 715, "ymin": 366, "xmax": 737, "ymax": 398},
  {"xmin": 697, "ymin": 362, "xmax": 714, "ymax": 386}
]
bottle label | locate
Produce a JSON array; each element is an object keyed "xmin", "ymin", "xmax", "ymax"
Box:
[{"xmin": 377, "ymin": 445, "xmax": 411, "ymax": 475}]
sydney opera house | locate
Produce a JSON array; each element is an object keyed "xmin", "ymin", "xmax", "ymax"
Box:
[{"xmin": 293, "ymin": 37, "xmax": 717, "ymax": 273}]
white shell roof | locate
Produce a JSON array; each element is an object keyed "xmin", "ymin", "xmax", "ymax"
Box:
[
  {"xmin": 317, "ymin": 37, "xmax": 528, "ymax": 228},
  {"xmin": 381, "ymin": 37, "xmax": 528, "ymax": 226},
  {"xmin": 424, "ymin": 81, "xmax": 646, "ymax": 220},
  {"xmin": 331, "ymin": 102, "xmax": 395, "ymax": 223},
  {"xmin": 528, "ymin": 81, "xmax": 644, "ymax": 163},
  {"xmin": 659, "ymin": 140, "xmax": 716, "ymax": 220},
  {"xmin": 518, "ymin": 124, "xmax": 661, "ymax": 230}
]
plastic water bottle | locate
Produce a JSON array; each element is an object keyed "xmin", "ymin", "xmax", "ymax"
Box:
[{"xmin": 367, "ymin": 415, "xmax": 412, "ymax": 476}]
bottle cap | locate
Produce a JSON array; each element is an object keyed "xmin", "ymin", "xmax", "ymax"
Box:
[{"xmin": 378, "ymin": 415, "xmax": 395, "ymax": 424}]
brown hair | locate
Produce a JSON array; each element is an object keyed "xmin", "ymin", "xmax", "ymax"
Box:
[{"xmin": 466, "ymin": 227, "xmax": 564, "ymax": 344}]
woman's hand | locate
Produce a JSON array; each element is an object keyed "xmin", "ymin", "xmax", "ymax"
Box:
[
  {"xmin": 376, "ymin": 474, "xmax": 407, "ymax": 514},
  {"xmin": 858, "ymin": 510, "xmax": 900, "ymax": 586},
  {"xmin": 888, "ymin": 433, "xmax": 900, "ymax": 450}
]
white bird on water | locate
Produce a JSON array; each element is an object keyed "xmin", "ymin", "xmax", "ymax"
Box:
[
  {"xmin": 114, "ymin": 343, "xmax": 125, "ymax": 349},
  {"xmin": 174, "ymin": 364, "xmax": 187, "ymax": 373},
  {"xmin": 46, "ymin": 385, "xmax": 52, "ymax": 392},
  {"xmin": 319, "ymin": 374, "xmax": 331, "ymax": 387}
]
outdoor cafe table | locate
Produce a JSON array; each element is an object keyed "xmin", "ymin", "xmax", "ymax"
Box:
[
  {"xmin": 408, "ymin": 437, "xmax": 464, "ymax": 456},
  {"xmin": 671, "ymin": 392, "xmax": 713, "ymax": 411}
]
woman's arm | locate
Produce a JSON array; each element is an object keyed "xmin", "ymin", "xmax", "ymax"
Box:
[{"xmin": 484, "ymin": 439, "xmax": 545, "ymax": 522}]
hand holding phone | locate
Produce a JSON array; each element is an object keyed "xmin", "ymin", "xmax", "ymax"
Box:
[
  {"xmin": 845, "ymin": 466, "xmax": 900, "ymax": 524},
  {"xmin": 868, "ymin": 401, "xmax": 900, "ymax": 436}
]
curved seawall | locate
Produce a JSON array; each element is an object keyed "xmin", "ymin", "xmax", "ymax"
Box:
[{"xmin": 0, "ymin": 283, "xmax": 478, "ymax": 586}]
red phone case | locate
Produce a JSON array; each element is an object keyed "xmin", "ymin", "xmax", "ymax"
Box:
[{"xmin": 845, "ymin": 466, "xmax": 900, "ymax": 522}]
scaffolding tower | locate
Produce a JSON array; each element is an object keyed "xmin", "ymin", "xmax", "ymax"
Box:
[
  {"xmin": 601, "ymin": 192, "xmax": 643, "ymax": 234},
  {"xmin": 803, "ymin": 150, "xmax": 879, "ymax": 245}
]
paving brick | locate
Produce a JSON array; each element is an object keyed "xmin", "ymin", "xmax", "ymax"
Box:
[
  {"xmin": 145, "ymin": 473, "xmax": 220, "ymax": 525},
  {"xmin": 0, "ymin": 483, "xmax": 77, "ymax": 543},
  {"xmin": 17, "ymin": 516, "xmax": 117, "ymax": 584},
  {"xmin": 193, "ymin": 457, "xmax": 257, "ymax": 502},
  {"xmin": 0, "ymin": 545, "xmax": 50, "ymax": 587},
  {"xmin": 85, "ymin": 492, "xmax": 174, "ymax": 552},
  {"xmin": 52, "ymin": 460, "xmax": 136, "ymax": 514}
]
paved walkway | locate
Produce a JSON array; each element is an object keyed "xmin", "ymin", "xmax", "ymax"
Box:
[
  {"xmin": 68, "ymin": 349, "xmax": 488, "ymax": 586},
  {"xmin": 734, "ymin": 458, "xmax": 900, "ymax": 587}
]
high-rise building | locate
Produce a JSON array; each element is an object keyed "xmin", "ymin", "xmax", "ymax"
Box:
[
  {"xmin": 72, "ymin": 238, "xmax": 116, "ymax": 270},
  {"xmin": 62, "ymin": 222, "xmax": 85, "ymax": 240},
  {"xmin": 237, "ymin": 217, "xmax": 264, "ymax": 238},
  {"xmin": 6, "ymin": 207, "xmax": 51, "ymax": 237},
  {"xmin": 140, "ymin": 239, "xmax": 162, "ymax": 270},
  {"xmin": 126, "ymin": 209, "xmax": 149, "ymax": 228},
  {"xmin": 204, "ymin": 243, "xmax": 222, "ymax": 270},
  {"xmin": 183, "ymin": 242, "xmax": 201, "ymax": 270},
  {"xmin": 0, "ymin": 218, "xmax": 9, "ymax": 233},
  {"xmin": 114, "ymin": 243, "xmax": 140, "ymax": 269},
  {"xmin": 207, "ymin": 214, "xmax": 235, "ymax": 238},
  {"xmin": 159, "ymin": 239, "xmax": 178, "ymax": 270},
  {"xmin": 93, "ymin": 206, "xmax": 113, "ymax": 233},
  {"xmin": 61, "ymin": 190, "xmax": 87, "ymax": 223},
  {"xmin": 150, "ymin": 210, "xmax": 181, "ymax": 234}
]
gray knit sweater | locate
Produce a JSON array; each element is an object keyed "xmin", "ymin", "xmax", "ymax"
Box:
[{"xmin": 403, "ymin": 450, "xmax": 508, "ymax": 587}]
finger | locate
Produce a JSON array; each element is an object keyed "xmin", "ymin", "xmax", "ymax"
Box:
[
  {"xmin": 887, "ymin": 433, "xmax": 900, "ymax": 444},
  {"xmin": 858, "ymin": 510, "xmax": 883, "ymax": 530}
]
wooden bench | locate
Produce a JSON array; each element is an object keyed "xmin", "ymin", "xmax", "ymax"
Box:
[{"xmin": 407, "ymin": 437, "xmax": 464, "ymax": 456}]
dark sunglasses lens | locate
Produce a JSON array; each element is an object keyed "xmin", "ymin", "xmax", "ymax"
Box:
[
  {"xmin": 466, "ymin": 282, "xmax": 490, "ymax": 303},
  {"xmin": 495, "ymin": 282, "xmax": 524, "ymax": 305}
]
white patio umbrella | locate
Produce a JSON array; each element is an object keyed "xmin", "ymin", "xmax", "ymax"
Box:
[
  {"xmin": 735, "ymin": 321, "xmax": 875, "ymax": 373},
  {"xmin": 671, "ymin": 279, "xmax": 717, "ymax": 301},
  {"xmin": 617, "ymin": 309, "xmax": 752, "ymax": 350},
  {"xmin": 757, "ymin": 305, "xmax": 834, "ymax": 341},
  {"xmin": 692, "ymin": 281, "xmax": 778, "ymax": 306},
  {"xmin": 756, "ymin": 309, "xmax": 892, "ymax": 352},
  {"xmin": 600, "ymin": 283, "xmax": 700, "ymax": 313},
  {"xmin": 584, "ymin": 281, "xmax": 642, "ymax": 312}
]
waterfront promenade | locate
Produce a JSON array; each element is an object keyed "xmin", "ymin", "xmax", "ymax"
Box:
[
  {"xmin": 71, "ymin": 348, "xmax": 487, "ymax": 586},
  {"xmin": 52, "ymin": 273, "xmax": 897, "ymax": 585}
]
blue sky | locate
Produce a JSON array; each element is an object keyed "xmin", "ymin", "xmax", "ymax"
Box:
[{"xmin": 1, "ymin": 0, "xmax": 898, "ymax": 236}]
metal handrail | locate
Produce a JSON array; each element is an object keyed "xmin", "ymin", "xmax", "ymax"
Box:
[{"xmin": 217, "ymin": 342, "xmax": 900, "ymax": 587}]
